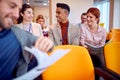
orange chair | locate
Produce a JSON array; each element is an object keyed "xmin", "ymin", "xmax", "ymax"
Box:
[
  {"xmin": 111, "ymin": 32, "xmax": 120, "ymax": 42},
  {"xmin": 42, "ymin": 45, "xmax": 94, "ymax": 80},
  {"xmin": 104, "ymin": 42, "xmax": 120, "ymax": 75},
  {"xmin": 106, "ymin": 32, "xmax": 110, "ymax": 42},
  {"xmin": 40, "ymin": 45, "xmax": 119, "ymax": 80},
  {"xmin": 111, "ymin": 28, "xmax": 120, "ymax": 33},
  {"xmin": 108, "ymin": 31, "xmax": 112, "ymax": 40},
  {"xmin": 108, "ymin": 28, "xmax": 120, "ymax": 42}
]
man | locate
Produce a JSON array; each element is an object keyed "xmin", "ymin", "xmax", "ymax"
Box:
[
  {"xmin": 0, "ymin": 0, "xmax": 53, "ymax": 79},
  {"xmin": 49, "ymin": 3, "xmax": 80, "ymax": 46},
  {"xmin": 78, "ymin": 12, "xmax": 87, "ymax": 27}
]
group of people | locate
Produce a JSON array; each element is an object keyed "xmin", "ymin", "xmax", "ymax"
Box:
[
  {"xmin": 0, "ymin": 0, "xmax": 107, "ymax": 79},
  {"xmin": 16, "ymin": 3, "xmax": 48, "ymax": 37}
]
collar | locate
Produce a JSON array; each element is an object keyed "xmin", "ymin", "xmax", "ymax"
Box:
[
  {"xmin": 86, "ymin": 26, "xmax": 102, "ymax": 33},
  {"xmin": 59, "ymin": 20, "xmax": 69, "ymax": 28},
  {"xmin": 0, "ymin": 28, "xmax": 11, "ymax": 37}
]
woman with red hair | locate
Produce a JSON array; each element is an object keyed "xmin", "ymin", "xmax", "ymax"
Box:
[
  {"xmin": 80, "ymin": 7, "xmax": 107, "ymax": 66},
  {"xmin": 79, "ymin": 7, "xmax": 107, "ymax": 80}
]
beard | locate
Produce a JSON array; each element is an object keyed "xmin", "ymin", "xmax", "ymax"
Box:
[
  {"xmin": 0, "ymin": 15, "xmax": 14, "ymax": 30},
  {"xmin": 0, "ymin": 19, "xmax": 7, "ymax": 30}
]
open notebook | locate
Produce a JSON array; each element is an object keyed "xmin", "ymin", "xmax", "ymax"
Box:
[{"xmin": 13, "ymin": 47, "xmax": 70, "ymax": 80}]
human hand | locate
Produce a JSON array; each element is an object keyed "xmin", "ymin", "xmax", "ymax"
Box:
[{"xmin": 34, "ymin": 36, "xmax": 54, "ymax": 52}]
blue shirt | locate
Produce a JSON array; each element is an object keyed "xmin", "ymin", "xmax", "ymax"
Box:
[{"xmin": 0, "ymin": 29, "xmax": 21, "ymax": 80}]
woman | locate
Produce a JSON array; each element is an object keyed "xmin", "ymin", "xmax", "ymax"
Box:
[
  {"xmin": 36, "ymin": 14, "xmax": 49, "ymax": 37},
  {"xmin": 16, "ymin": 3, "xmax": 43, "ymax": 71},
  {"xmin": 80, "ymin": 7, "xmax": 107, "ymax": 66},
  {"xmin": 17, "ymin": 3, "xmax": 43, "ymax": 37},
  {"xmin": 79, "ymin": 7, "xmax": 107, "ymax": 80}
]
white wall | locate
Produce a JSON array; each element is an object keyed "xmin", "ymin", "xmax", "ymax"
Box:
[
  {"xmin": 113, "ymin": 0, "xmax": 120, "ymax": 28},
  {"xmin": 32, "ymin": 0, "xmax": 120, "ymax": 29},
  {"xmin": 51, "ymin": 0, "xmax": 93, "ymax": 24},
  {"xmin": 33, "ymin": 0, "xmax": 93, "ymax": 26}
]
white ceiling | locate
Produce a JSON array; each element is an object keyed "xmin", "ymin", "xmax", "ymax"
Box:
[{"xmin": 23, "ymin": 0, "xmax": 49, "ymax": 6}]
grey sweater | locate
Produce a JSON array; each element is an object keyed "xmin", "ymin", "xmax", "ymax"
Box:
[{"xmin": 11, "ymin": 26, "xmax": 37, "ymax": 77}]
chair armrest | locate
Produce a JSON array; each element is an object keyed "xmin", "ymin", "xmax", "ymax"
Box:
[
  {"xmin": 102, "ymin": 67, "xmax": 120, "ymax": 79},
  {"xmin": 95, "ymin": 67, "xmax": 120, "ymax": 80}
]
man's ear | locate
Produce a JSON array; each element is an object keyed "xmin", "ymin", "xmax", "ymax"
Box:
[{"xmin": 64, "ymin": 10, "xmax": 69, "ymax": 16}]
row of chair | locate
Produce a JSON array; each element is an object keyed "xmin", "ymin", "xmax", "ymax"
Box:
[
  {"xmin": 105, "ymin": 28, "xmax": 120, "ymax": 76},
  {"xmin": 36, "ymin": 28, "xmax": 120, "ymax": 80},
  {"xmin": 106, "ymin": 28, "xmax": 120, "ymax": 42},
  {"xmin": 104, "ymin": 28, "xmax": 120, "ymax": 80},
  {"xmin": 38, "ymin": 44, "xmax": 120, "ymax": 80},
  {"xmin": 104, "ymin": 42, "xmax": 120, "ymax": 75}
]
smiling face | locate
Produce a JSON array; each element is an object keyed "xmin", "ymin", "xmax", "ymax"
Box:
[
  {"xmin": 81, "ymin": 14, "xmax": 87, "ymax": 24},
  {"xmin": 21, "ymin": 8, "xmax": 33, "ymax": 22},
  {"xmin": 37, "ymin": 18, "xmax": 45, "ymax": 26},
  {"xmin": 0, "ymin": 0, "xmax": 22, "ymax": 30},
  {"xmin": 86, "ymin": 8, "xmax": 100, "ymax": 27},
  {"xmin": 87, "ymin": 12, "xmax": 98, "ymax": 26},
  {"xmin": 56, "ymin": 7, "xmax": 68, "ymax": 23}
]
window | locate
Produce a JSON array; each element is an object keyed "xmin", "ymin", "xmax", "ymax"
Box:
[{"xmin": 94, "ymin": 0, "xmax": 110, "ymax": 32}]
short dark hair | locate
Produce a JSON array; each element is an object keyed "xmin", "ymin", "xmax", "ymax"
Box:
[
  {"xmin": 56, "ymin": 3, "xmax": 70, "ymax": 13},
  {"xmin": 81, "ymin": 12, "xmax": 87, "ymax": 16}
]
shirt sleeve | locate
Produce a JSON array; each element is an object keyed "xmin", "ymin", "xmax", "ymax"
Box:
[
  {"xmin": 79, "ymin": 26, "xmax": 87, "ymax": 47},
  {"xmin": 99, "ymin": 29, "xmax": 107, "ymax": 46}
]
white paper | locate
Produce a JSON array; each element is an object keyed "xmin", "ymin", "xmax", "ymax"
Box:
[{"xmin": 13, "ymin": 47, "xmax": 70, "ymax": 80}]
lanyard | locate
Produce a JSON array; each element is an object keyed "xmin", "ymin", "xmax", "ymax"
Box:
[{"xmin": 29, "ymin": 23, "xmax": 32, "ymax": 32}]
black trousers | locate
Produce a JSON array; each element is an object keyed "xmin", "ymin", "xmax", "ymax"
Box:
[{"xmin": 89, "ymin": 48, "xmax": 105, "ymax": 80}]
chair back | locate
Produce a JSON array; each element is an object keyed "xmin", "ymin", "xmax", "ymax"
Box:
[
  {"xmin": 104, "ymin": 42, "xmax": 120, "ymax": 74},
  {"xmin": 42, "ymin": 45, "xmax": 94, "ymax": 80},
  {"xmin": 108, "ymin": 29, "xmax": 120, "ymax": 42}
]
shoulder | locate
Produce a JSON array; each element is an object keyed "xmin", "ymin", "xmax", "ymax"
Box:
[
  {"xmin": 32, "ymin": 22, "xmax": 39, "ymax": 25},
  {"xmin": 68, "ymin": 23, "xmax": 80, "ymax": 34},
  {"xmin": 99, "ymin": 26, "xmax": 107, "ymax": 32},
  {"xmin": 98, "ymin": 26, "xmax": 107, "ymax": 36},
  {"xmin": 80, "ymin": 24, "xmax": 88, "ymax": 30},
  {"xmin": 11, "ymin": 26, "xmax": 37, "ymax": 47},
  {"xmin": 50, "ymin": 23, "xmax": 59, "ymax": 30},
  {"xmin": 15, "ymin": 23, "xmax": 23, "ymax": 29},
  {"xmin": 11, "ymin": 25, "xmax": 23, "ymax": 32},
  {"xmin": 32, "ymin": 22, "xmax": 41, "ymax": 26},
  {"xmin": 69, "ymin": 23, "xmax": 79, "ymax": 29},
  {"xmin": 31, "ymin": 22, "xmax": 41, "ymax": 28},
  {"xmin": 11, "ymin": 25, "xmax": 28, "ymax": 37},
  {"xmin": 11, "ymin": 25, "xmax": 37, "ymax": 39},
  {"xmin": 31, "ymin": 22, "xmax": 42, "ymax": 30}
]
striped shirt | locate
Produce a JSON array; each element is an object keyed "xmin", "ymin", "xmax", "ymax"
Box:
[{"xmin": 0, "ymin": 29, "xmax": 21, "ymax": 79}]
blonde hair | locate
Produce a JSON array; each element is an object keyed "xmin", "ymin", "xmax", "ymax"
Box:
[{"xmin": 36, "ymin": 14, "xmax": 45, "ymax": 23}]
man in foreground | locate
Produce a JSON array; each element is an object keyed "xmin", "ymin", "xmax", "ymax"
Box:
[{"xmin": 0, "ymin": 0, "xmax": 53, "ymax": 79}]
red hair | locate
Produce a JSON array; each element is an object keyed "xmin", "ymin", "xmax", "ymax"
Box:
[{"xmin": 87, "ymin": 7, "xmax": 100, "ymax": 24}]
